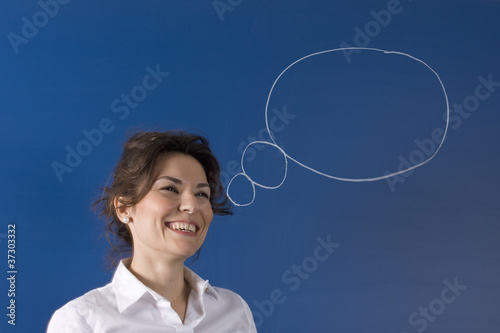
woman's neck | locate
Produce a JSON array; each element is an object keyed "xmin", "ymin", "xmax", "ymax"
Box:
[{"xmin": 128, "ymin": 254, "xmax": 191, "ymax": 322}]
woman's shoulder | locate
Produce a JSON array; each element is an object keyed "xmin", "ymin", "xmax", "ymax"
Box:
[
  {"xmin": 210, "ymin": 286, "xmax": 253, "ymax": 311},
  {"xmin": 59, "ymin": 282, "xmax": 115, "ymax": 310},
  {"xmin": 47, "ymin": 283, "xmax": 116, "ymax": 332},
  {"xmin": 206, "ymin": 286, "xmax": 257, "ymax": 332},
  {"xmin": 50, "ymin": 283, "xmax": 116, "ymax": 321},
  {"xmin": 212, "ymin": 286, "xmax": 246, "ymax": 300}
]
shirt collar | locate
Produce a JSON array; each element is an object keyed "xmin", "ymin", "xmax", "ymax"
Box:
[
  {"xmin": 183, "ymin": 266, "xmax": 219, "ymax": 302},
  {"xmin": 112, "ymin": 259, "xmax": 219, "ymax": 313},
  {"xmin": 112, "ymin": 259, "xmax": 150, "ymax": 313}
]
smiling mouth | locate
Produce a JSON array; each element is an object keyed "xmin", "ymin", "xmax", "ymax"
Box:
[{"xmin": 165, "ymin": 222, "xmax": 198, "ymax": 233}]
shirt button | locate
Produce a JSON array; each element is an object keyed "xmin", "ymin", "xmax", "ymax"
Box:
[{"xmin": 204, "ymin": 287, "xmax": 208, "ymax": 293}]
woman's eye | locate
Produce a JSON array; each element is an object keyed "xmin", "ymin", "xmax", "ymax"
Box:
[
  {"xmin": 161, "ymin": 186, "xmax": 178, "ymax": 193},
  {"xmin": 197, "ymin": 192, "xmax": 210, "ymax": 199}
]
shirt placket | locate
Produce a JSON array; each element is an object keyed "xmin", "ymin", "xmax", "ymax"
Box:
[{"xmin": 156, "ymin": 299, "xmax": 195, "ymax": 333}]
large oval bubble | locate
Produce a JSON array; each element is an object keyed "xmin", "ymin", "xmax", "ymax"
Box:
[{"xmin": 265, "ymin": 48, "xmax": 449, "ymax": 181}]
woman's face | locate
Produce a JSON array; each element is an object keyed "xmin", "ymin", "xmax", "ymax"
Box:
[{"xmin": 126, "ymin": 152, "xmax": 214, "ymax": 261}]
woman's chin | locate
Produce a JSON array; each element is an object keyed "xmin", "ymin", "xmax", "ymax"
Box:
[{"xmin": 168, "ymin": 245, "xmax": 201, "ymax": 260}]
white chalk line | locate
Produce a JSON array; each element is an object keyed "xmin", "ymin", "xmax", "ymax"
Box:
[
  {"xmin": 227, "ymin": 47, "xmax": 450, "ymax": 207},
  {"xmin": 226, "ymin": 141, "xmax": 289, "ymax": 207}
]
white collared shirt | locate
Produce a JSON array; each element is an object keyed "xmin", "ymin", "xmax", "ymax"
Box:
[{"xmin": 47, "ymin": 261, "xmax": 257, "ymax": 333}]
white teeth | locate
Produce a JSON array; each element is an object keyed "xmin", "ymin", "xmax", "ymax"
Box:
[{"xmin": 168, "ymin": 222, "xmax": 196, "ymax": 233}]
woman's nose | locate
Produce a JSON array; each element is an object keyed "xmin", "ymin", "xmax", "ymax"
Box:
[{"xmin": 179, "ymin": 192, "xmax": 200, "ymax": 214}]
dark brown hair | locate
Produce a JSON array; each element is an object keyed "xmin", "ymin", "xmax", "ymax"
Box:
[{"xmin": 94, "ymin": 130, "xmax": 232, "ymax": 267}]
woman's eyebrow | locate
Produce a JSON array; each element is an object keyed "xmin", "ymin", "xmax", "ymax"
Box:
[
  {"xmin": 197, "ymin": 183, "xmax": 210, "ymax": 189},
  {"xmin": 157, "ymin": 176, "xmax": 210, "ymax": 189},
  {"xmin": 158, "ymin": 176, "xmax": 182, "ymax": 184}
]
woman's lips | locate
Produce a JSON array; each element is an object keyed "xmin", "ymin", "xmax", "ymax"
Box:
[{"xmin": 165, "ymin": 221, "xmax": 200, "ymax": 236}]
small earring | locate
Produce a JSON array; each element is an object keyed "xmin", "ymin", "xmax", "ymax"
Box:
[{"xmin": 123, "ymin": 216, "xmax": 130, "ymax": 224}]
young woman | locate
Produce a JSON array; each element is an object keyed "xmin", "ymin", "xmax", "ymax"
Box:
[{"xmin": 47, "ymin": 131, "xmax": 257, "ymax": 332}]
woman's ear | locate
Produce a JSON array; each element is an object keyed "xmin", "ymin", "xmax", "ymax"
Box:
[{"xmin": 114, "ymin": 197, "xmax": 132, "ymax": 224}]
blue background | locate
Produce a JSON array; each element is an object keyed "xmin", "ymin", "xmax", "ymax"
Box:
[{"xmin": 1, "ymin": 0, "xmax": 499, "ymax": 332}]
